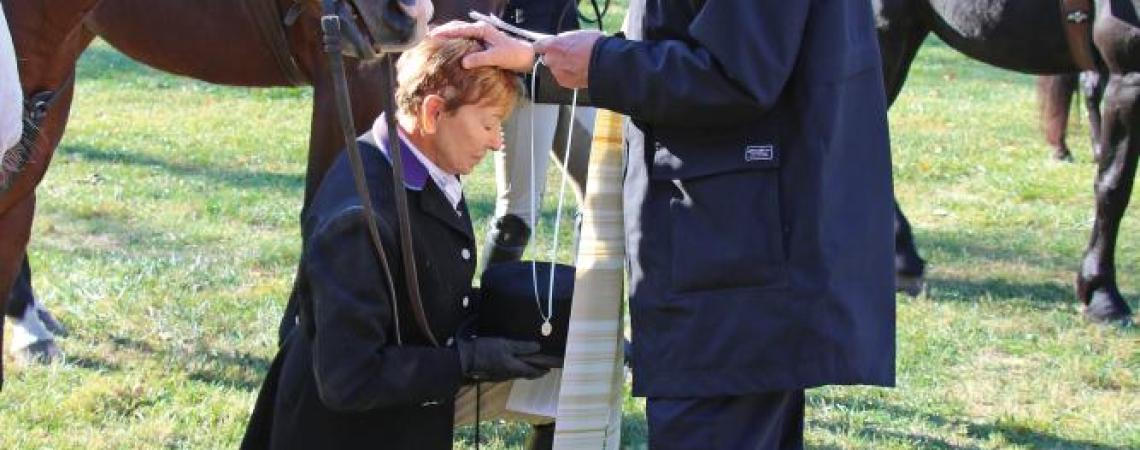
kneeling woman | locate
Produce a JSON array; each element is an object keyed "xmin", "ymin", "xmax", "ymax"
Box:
[{"xmin": 243, "ymin": 38, "xmax": 550, "ymax": 449}]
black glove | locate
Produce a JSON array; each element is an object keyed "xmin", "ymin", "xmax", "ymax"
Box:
[{"xmin": 457, "ymin": 336, "xmax": 549, "ymax": 382}]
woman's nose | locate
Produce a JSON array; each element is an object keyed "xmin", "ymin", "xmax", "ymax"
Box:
[{"xmin": 490, "ymin": 130, "xmax": 504, "ymax": 151}]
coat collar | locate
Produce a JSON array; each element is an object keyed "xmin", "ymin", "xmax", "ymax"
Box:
[
  {"xmin": 371, "ymin": 114, "xmax": 429, "ymax": 191},
  {"xmin": 368, "ymin": 114, "xmax": 474, "ymax": 242}
]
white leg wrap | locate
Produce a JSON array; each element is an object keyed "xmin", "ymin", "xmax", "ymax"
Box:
[{"xmin": 9, "ymin": 303, "xmax": 54, "ymax": 351}]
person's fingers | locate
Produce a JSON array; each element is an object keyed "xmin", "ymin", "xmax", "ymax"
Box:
[
  {"xmin": 550, "ymin": 67, "xmax": 579, "ymax": 89},
  {"xmin": 461, "ymin": 51, "xmax": 496, "ymax": 69},
  {"xmin": 429, "ymin": 21, "xmax": 490, "ymax": 40},
  {"xmin": 532, "ymin": 37, "xmax": 554, "ymax": 54}
]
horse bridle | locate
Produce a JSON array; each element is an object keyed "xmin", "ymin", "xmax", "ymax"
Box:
[{"xmin": 319, "ymin": 0, "xmax": 437, "ymax": 346}]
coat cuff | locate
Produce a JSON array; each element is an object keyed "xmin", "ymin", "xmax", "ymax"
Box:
[{"xmin": 587, "ymin": 36, "xmax": 631, "ymax": 114}]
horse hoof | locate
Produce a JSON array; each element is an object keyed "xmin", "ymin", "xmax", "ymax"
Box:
[
  {"xmin": 1053, "ymin": 149, "xmax": 1074, "ymax": 162},
  {"xmin": 11, "ymin": 340, "xmax": 63, "ymax": 366},
  {"xmin": 1081, "ymin": 289, "xmax": 1134, "ymax": 325},
  {"xmin": 36, "ymin": 307, "xmax": 68, "ymax": 337},
  {"xmin": 896, "ymin": 274, "xmax": 926, "ymax": 297}
]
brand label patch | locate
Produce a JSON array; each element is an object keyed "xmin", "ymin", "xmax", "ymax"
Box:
[{"xmin": 744, "ymin": 145, "xmax": 775, "ymax": 162}]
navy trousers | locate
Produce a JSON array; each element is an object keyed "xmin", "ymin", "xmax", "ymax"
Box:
[{"xmin": 647, "ymin": 390, "xmax": 805, "ymax": 450}]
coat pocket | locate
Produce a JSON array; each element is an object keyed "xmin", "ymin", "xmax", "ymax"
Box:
[{"xmin": 648, "ymin": 123, "xmax": 789, "ymax": 294}]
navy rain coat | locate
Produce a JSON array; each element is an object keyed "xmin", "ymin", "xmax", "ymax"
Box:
[{"xmin": 585, "ymin": 0, "xmax": 897, "ymax": 397}]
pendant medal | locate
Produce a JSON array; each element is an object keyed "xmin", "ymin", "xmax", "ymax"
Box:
[{"xmin": 541, "ymin": 321, "xmax": 553, "ymax": 337}]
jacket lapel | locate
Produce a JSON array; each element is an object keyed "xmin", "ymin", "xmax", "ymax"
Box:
[{"xmin": 417, "ymin": 180, "xmax": 475, "ymax": 242}]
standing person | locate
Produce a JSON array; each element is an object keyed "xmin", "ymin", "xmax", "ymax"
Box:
[
  {"xmin": 482, "ymin": 0, "xmax": 596, "ymax": 267},
  {"xmin": 242, "ymin": 37, "xmax": 555, "ymax": 450},
  {"xmin": 433, "ymin": 0, "xmax": 897, "ymax": 447}
]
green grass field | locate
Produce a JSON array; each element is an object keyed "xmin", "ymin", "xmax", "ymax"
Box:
[{"xmin": 2, "ymin": 13, "xmax": 1139, "ymax": 449}]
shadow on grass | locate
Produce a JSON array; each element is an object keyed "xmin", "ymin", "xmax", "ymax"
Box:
[
  {"xmin": 926, "ymin": 276, "xmax": 1076, "ymax": 309},
  {"xmin": 918, "ymin": 229, "xmax": 1079, "ymax": 274},
  {"xmin": 59, "ymin": 144, "xmax": 303, "ymax": 193},
  {"xmin": 911, "ymin": 229, "xmax": 1139, "ymax": 311},
  {"xmin": 66, "ymin": 355, "xmax": 122, "ymax": 372},
  {"xmin": 813, "ymin": 395, "xmax": 1130, "ymax": 449},
  {"xmin": 186, "ymin": 350, "xmax": 272, "ymax": 391},
  {"xmin": 68, "ymin": 335, "xmax": 270, "ymax": 391},
  {"xmin": 34, "ymin": 203, "xmax": 171, "ymax": 256},
  {"xmin": 110, "ymin": 335, "xmax": 158, "ymax": 354},
  {"xmin": 966, "ymin": 421, "xmax": 1130, "ymax": 450}
]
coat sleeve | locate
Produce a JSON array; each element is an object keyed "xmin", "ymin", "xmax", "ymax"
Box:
[
  {"xmin": 586, "ymin": 0, "xmax": 811, "ymax": 127},
  {"xmin": 303, "ymin": 209, "xmax": 464, "ymax": 412}
]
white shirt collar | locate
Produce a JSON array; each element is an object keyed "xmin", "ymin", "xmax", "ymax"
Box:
[
  {"xmin": 396, "ymin": 130, "xmax": 465, "ymax": 211},
  {"xmin": 371, "ymin": 123, "xmax": 465, "ymax": 211}
]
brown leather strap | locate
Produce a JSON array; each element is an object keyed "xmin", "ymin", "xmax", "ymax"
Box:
[
  {"xmin": 1062, "ymin": 0, "xmax": 1097, "ymax": 71},
  {"xmin": 319, "ymin": 1, "xmax": 439, "ymax": 347},
  {"xmin": 241, "ymin": 0, "xmax": 310, "ymax": 86}
]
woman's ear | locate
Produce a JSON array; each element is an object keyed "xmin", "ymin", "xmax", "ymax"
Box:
[{"xmin": 420, "ymin": 95, "xmax": 446, "ymax": 134}]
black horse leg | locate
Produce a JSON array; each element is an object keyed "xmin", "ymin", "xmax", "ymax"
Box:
[
  {"xmin": 1076, "ymin": 73, "xmax": 1138, "ymax": 324},
  {"xmin": 876, "ymin": 0, "xmax": 930, "ymax": 295},
  {"xmin": 1080, "ymin": 70, "xmax": 1107, "ymax": 162},
  {"xmin": 893, "ymin": 203, "xmax": 926, "ymax": 295},
  {"xmin": 1038, "ymin": 74, "xmax": 1078, "ymax": 161},
  {"xmin": 6, "ymin": 255, "xmax": 33, "ymax": 319},
  {"xmin": 6, "ymin": 256, "xmax": 66, "ymax": 336}
]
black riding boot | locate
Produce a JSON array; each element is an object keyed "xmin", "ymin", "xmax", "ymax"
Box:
[
  {"xmin": 525, "ymin": 423, "xmax": 555, "ymax": 450},
  {"xmin": 482, "ymin": 213, "xmax": 531, "ymax": 267}
]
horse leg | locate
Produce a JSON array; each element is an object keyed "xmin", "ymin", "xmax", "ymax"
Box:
[
  {"xmin": 8, "ymin": 256, "xmax": 67, "ymax": 336},
  {"xmin": 1076, "ymin": 72, "xmax": 1139, "ymax": 324},
  {"xmin": 6, "ymin": 257, "xmax": 32, "ymax": 319},
  {"xmin": 1080, "ymin": 70, "xmax": 1107, "ymax": 162},
  {"xmin": 0, "ymin": 195, "xmax": 37, "ymax": 384},
  {"xmin": 1, "ymin": 61, "xmax": 84, "ymax": 363},
  {"xmin": 1038, "ymin": 74, "xmax": 1078, "ymax": 161},
  {"xmin": 6, "ymin": 246, "xmax": 61, "ymax": 364},
  {"xmin": 876, "ymin": 0, "xmax": 930, "ymax": 295}
]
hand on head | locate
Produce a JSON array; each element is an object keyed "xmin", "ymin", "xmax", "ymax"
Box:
[
  {"xmin": 429, "ymin": 21, "xmax": 537, "ymax": 72},
  {"xmin": 429, "ymin": 21, "xmax": 605, "ymax": 89}
]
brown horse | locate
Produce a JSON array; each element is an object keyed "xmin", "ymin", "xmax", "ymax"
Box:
[
  {"xmin": 878, "ymin": 0, "xmax": 1139, "ymax": 324},
  {"xmin": 1, "ymin": 0, "xmax": 501, "ymax": 380}
]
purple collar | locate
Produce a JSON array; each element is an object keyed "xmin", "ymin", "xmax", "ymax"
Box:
[{"xmin": 371, "ymin": 114, "xmax": 429, "ymax": 191}]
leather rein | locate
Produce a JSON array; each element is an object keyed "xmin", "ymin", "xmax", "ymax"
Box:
[{"xmin": 319, "ymin": 0, "xmax": 437, "ymax": 347}]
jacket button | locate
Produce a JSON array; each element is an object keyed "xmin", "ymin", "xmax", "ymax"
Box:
[
  {"xmin": 461, "ymin": 248, "xmax": 471, "ymax": 260},
  {"xmin": 461, "ymin": 296, "xmax": 470, "ymax": 308}
]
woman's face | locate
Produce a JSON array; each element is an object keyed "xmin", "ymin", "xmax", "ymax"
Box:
[{"xmin": 424, "ymin": 101, "xmax": 507, "ymax": 175}]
